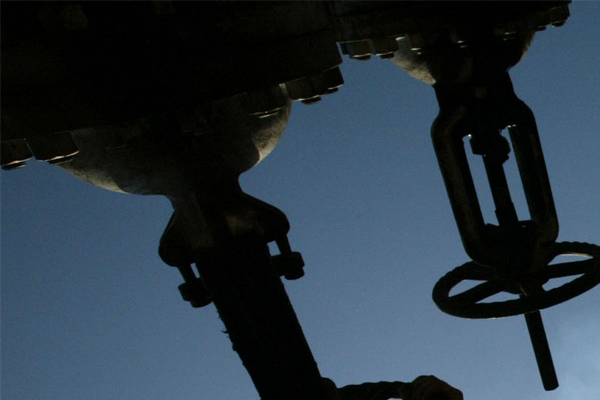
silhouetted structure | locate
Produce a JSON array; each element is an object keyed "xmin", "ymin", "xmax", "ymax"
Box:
[{"xmin": 2, "ymin": 2, "xmax": 598, "ymax": 399}]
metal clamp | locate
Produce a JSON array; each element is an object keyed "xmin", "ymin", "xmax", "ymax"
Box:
[{"xmin": 431, "ymin": 73, "xmax": 558, "ymax": 272}]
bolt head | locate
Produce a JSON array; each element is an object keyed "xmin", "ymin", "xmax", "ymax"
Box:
[
  {"xmin": 1, "ymin": 161, "xmax": 27, "ymax": 171},
  {"xmin": 301, "ymin": 96, "xmax": 322, "ymax": 105}
]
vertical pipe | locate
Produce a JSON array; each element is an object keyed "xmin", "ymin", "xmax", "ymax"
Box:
[{"xmin": 196, "ymin": 241, "xmax": 327, "ymax": 400}]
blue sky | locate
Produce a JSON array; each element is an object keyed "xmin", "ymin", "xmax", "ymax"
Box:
[{"xmin": 2, "ymin": 2, "xmax": 599, "ymax": 400}]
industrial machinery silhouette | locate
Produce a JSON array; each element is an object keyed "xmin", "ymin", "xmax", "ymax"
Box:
[{"xmin": 2, "ymin": 2, "xmax": 598, "ymax": 399}]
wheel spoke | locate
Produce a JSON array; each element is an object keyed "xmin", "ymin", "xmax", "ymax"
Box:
[
  {"xmin": 540, "ymin": 258, "xmax": 597, "ymax": 279},
  {"xmin": 459, "ymin": 264, "xmax": 497, "ymax": 281},
  {"xmin": 451, "ymin": 280, "xmax": 506, "ymax": 304}
]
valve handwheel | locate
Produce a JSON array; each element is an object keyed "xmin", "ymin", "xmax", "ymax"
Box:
[{"xmin": 433, "ymin": 242, "xmax": 600, "ymax": 319}]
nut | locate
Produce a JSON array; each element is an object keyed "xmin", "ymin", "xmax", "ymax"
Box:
[
  {"xmin": 26, "ymin": 131, "xmax": 79, "ymax": 164},
  {"xmin": 407, "ymin": 33, "xmax": 426, "ymax": 54},
  {"xmin": 1, "ymin": 139, "xmax": 32, "ymax": 170},
  {"xmin": 243, "ymin": 85, "xmax": 288, "ymax": 118},
  {"xmin": 285, "ymin": 67, "xmax": 344, "ymax": 104},
  {"xmin": 372, "ymin": 37, "xmax": 400, "ymax": 58},
  {"xmin": 549, "ymin": 5, "xmax": 569, "ymax": 27},
  {"xmin": 344, "ymin": 40, "xmax": 374, "ymax": 60}
]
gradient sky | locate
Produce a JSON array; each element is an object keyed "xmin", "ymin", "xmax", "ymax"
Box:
[{"xmin": 2, "ymin": 2, "xmax": 599, "ymax": 400}]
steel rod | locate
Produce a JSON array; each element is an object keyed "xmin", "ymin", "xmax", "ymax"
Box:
[{"xmin": 523, "ymin": 309, "xmax": 559, "ymax": 390}]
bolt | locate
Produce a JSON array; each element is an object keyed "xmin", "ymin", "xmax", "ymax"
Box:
[
  {"xmin": 549, "ymin": 5, "xmax": 569, "ymax": 27},
  {"xmin": 339, "ymin": 42, "xmax": 350, "ymax": 56},
  {"xmin": 373, "ymin": 37, "xmax": 400, "ymax": 59},
  {"xmin": 285, "ymin": 67, "xmax": 344, "ymax": 104},
  {"xmin": 271, "ymin": 252, "xmax": 305, "ymax": 280},
  {"xmin": 494, "ymin": 22, "xmax": 518, "ymax": 41},
  {"xmin": 285, "ymin": 77, "xmax": 315, "ymax": 101},
  {"xmin": 283, "ymin": 252, "xmax": 305, "ymax": 280},
  {"xmin": 176, "ymin": 265, "xmax": 212, "ymax": 308},
  {"xmin": 178, "ymin": 278, "xmax": 212, "ymax": 308},
  {"xmin": 321, "ymin": 66, "xmax": 344, "ymax": 93},
  {"xmin": 345, "ymin": 40, "xmax": 374, "ymax": 60},
  {"xmin": 243, "ymin": 85, "xmax": 287, "ymax": 117},
  {"xmin": 271, "ymin": 236, "xmax": 305, "ymax": 280},
  {"xmin": 408, "ymin": 33, "xmax": 425, "ymax": 53},
  {"xmin": 47, "ymin": 155, "xmax": 76, "ymax": 165},
  {"xmin": 26, "ymin": 131, "xmax": 79, "ymax": 164},
  {"xmin": 301, "ymin": 96, "xmax": 322, "ymax": 105},
  {"xmin": 449, "ymin": 29, "xmax": 470, "ymax": 49},
  {"xmin": 256, "ymin": 110, "xmax": 280, "ymax": 119},
  {"xmin": 533, "ymin": 9, "xmax": 552, "ymax": 31},
  {"xmin": 1, "ymin": 139, "xmax": 33, "ymax": 170},
  {"xmin": 1, "ymin": 161, "xmax": 27, "ymax": 171}
]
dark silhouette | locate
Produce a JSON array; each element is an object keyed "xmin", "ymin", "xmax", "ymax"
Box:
[{"xmin": 3, "ymin": 2, "xmax": 597, "ymax": 399}]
